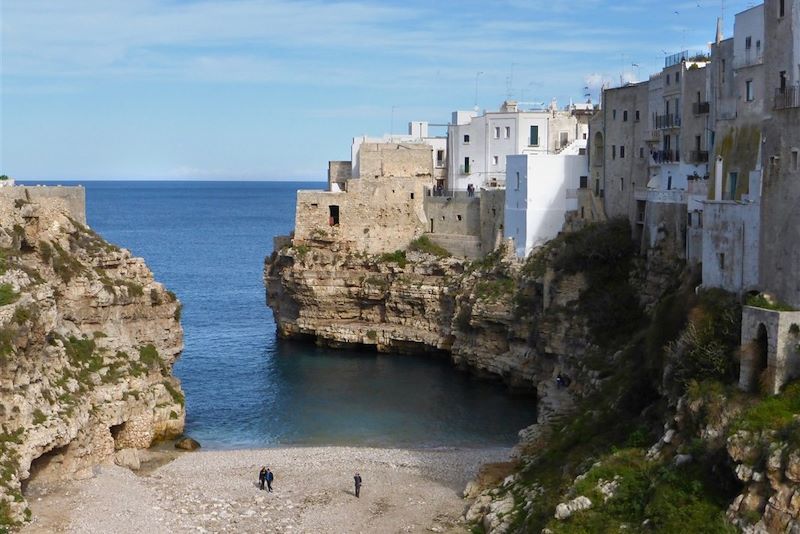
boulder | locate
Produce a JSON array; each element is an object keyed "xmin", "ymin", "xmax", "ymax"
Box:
[
  {"xmin": 175, "ymin": 436, "xmax": 201, "ymax": 451},
  {"xmin": 114, "ymin": 448, "xmax": 141, "ymax": 470}
]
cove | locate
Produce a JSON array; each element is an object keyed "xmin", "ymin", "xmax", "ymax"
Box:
[{"xmin": 57, "ymin": 180, "xmax": 537, "ymax": 449}]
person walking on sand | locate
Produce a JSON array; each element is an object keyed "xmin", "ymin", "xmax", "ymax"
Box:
[
  {"xmin": 266, "ymin": 467, "xmax": 274, "ymax": 492},
  {"xmin": 258, "ymin": 466, "xmax": 267, "ymax": 490},
  {"xmin": 354, "ymin": 472, "xmax": 362, "ymax": 498}
]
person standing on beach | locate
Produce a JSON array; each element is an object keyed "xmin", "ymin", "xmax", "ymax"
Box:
[
  {"xmin": 266, "ymin": 467, "xmax": 274, "ymax": 492},
  {"xmin": 354, "ymin": 472, "xmax": 362, "ymax": 498},
  {"xmin": 258, "ymin": 466, "xmax": 267, "ymax": 490}
]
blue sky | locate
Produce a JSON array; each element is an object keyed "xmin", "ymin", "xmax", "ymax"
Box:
[{"xmin": 1, "ymin": 0, "xmax": 757, "ymax": 181}]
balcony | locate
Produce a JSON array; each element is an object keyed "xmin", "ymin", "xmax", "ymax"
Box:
[
  {"xmin": 774, "ymin": 86, "xmax": 800, "ymax": 110},
  {"xmin": 689, "ymin": 150, "xmax": 709, "ymax": 163},
  {"xmin": 655, "ymin": 113, "xmax": 681, "ymax": 129},
  {"xmin": 651, "ymin": 150, "xmax": 680, "ymax": 164},
  {"xmin": 692, "ymin": 102, "xmax": 710, "ymax": 114}
]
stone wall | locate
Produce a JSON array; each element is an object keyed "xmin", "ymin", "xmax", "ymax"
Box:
[
  {"xmin": 424, "ymin": 195, "xmax": 481, "ymax": 235},
  {"xmin": 293, "ymin": 176, "xmax": 430, "ymax": 255},
  {"xmin": 357, "ymin": 143, "xmax": 433, "ymax": 179},
  {"xmin": 328, "ymin": 161, "xmax": 352, "ymax": 191},
  {"xmin": 479, "ymin": 189, "xmax": 506, "ymax": 253},
  {"xmin": 740, "ymin": 306, "xmax": 800, "ymax": 394},
  {"xmin": 701, "ymin": 200, "xmax": 760, "ymax": 292},
  {"xmin": 0, "ymin": 185, "xmax": 86, "ymax": 225}
]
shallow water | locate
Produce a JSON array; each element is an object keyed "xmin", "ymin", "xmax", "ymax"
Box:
[{"xmin": 27, "ymin": 180, "xmax": 537, "ymax": 449}]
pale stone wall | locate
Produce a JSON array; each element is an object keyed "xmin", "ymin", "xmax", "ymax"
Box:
[
  {"xmin": 701, "ymin": 200, "xmax": 760, "ymax": 292},
  {"xmin": 596, "ymin": 82, "xmax": 650, "ymax": 223},
  {"xmin": 293, "ymin": 176, "xmax": 430, "ymax": 255},
  {"xmin": 740, "ymin": 306, "xmax": 800, "ymax": 394},
  {"xmin": 357, "ymin": 143, "xmax": 433, "ymax": 179},
  {"xmin": 0, "ymin": 185, "xmax": 86, "ymax": 224},
  {"xmin": 479, "ymin": 189, "xmax": 505, "ymax": 253},
  {"xmin": 328, "ymin": 161, "xmax": 352, "ymax": 190},
  {"xmin": 423, "ymin": 196, "xmax": 481, "ymax": 235},
  {"xmin": 758, "ymin": 0, "xmax": 800, "ymax": 308}
]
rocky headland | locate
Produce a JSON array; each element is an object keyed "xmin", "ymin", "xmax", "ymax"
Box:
[
  {"xmin": 266, "ymin": 219, "xmax": 800, "ymax": 532},
  {"xmin": 0, "ymin": 191, "xmax": 185, "ymax": 528}
]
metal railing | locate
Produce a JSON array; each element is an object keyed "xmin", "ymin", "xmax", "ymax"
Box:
[
  {"xmin": 655, "ymin": 113, "xmax": 681, "ymax": 129},
  {"xmin": 689, "ymin": 150, "xmax": 709, "ymax": 163},
  {"xmin": 651, "ymin": 150, "xmax": 680, "ymax": 163},
  {"xmin": 692, "ymin": 102, "xmax": 710, "ymax": 114},
  {"xmin": 426, "ymin": 187, "xmax": 480, "ymax": 199},
  {"xmin": 774, "ymin": 86, "xmax": 800, "ymax": 110}
]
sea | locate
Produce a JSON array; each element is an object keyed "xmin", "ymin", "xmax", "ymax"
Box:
[{"xmin": 22, "ymin": 181, "xmax": 537, "ymax": 449}]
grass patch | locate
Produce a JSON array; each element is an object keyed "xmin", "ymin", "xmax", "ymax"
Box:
[
  {"xmin": 0, "ymin": 284, "xmax": 18, "ymax": 306},
  {"xmin": 163, "ymin": 381, "xmax": 185, "ymax": 407},
  {"xmin": 366, "ymin": 330, "xmax": 378, "ymax": 340},
  {"xmin": 408, "ymin": 236, "xmax": 450, "ymax": 258},
  {"xmin": 379, "ymin": 250, "xmax": 407, "ymax": 268},
  {"xmin": 138, "ymin": 344, "xmax": 161, "ymax": 369},
  {"xmin": 475, "ymin": 277, "xmax": 515, "ymax": 302},
  {"xmin": 746, "ymin": 293, "xmax": 796, "ymax": 311},
  {"xmin": 733, "ymin": 381, "xmax": 800, "ymax": 435},
  {"xmin": 32, "ymin": 409, "xmax": 46, "ymax": 425}
]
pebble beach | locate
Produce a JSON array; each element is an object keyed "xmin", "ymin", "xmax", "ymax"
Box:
[{"xmin": 22, "ymin": 446, "xmax": 512, "ymax": 534}]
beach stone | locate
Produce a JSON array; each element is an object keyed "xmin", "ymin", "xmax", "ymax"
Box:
[{"xmin": 175, "ymin": 437, "xmax": 201, "ymax": 451}]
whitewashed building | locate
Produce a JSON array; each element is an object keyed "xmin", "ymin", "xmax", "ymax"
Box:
[
  {"xmin": 447, "ymin": 101, "xmax": 591, "ymax": 193},
  {"xmin": 505, "ymin": 139, "xmax": 589, "ymax": 258}
]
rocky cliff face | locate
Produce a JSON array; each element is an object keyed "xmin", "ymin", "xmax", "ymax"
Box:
[{"xmin": 0, "ymin": 195, "xmax": 184, "ymax": 526}]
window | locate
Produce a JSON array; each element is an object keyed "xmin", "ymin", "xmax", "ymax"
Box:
[
  {"xmin": 620, "ymin": 178, "xmax": 624, "ymax": 191},
  {"xmin": 463, "ymin": 134, "xmax": 470, "ymax": 143},
  {"xmin": 757, "ymin": 40, "xmax": 761, "ymax": 52},
  {"xmin": 457, "ymin": 215, "xmax": 462, "ymax": 221},
  {"xmin": 559, "ymin": 131, "xmax": 569, "ymax": 147},
  {"xmin": 722, "ymin": 59, "xmax": 726, "ymax": 83},
  {"xmin": 464, "ymin": 157, "xmax": 470, "ymax": 174},
  {"xmin": 792, "ymin": 149, "xmax": 799, "ymax": 171},
  {"xmin": 620, "ymin": 146, "xmax": 625, "ymax": 158},
  {"xmin": 688, "ymin": 212, "xmax": 692, "ymax": 227},
  {"xmin": 745, "ymin": 36, "xmax": 752, "ymax": 49},
  {"xmin": 329, "ymin": 205, "xmax": 340, "ymax": 226},
  {"xmin": 623, "ymin": 110, "xmax": 628, "ymax": 122},
  {"xmin": 436, "ymin": 149, "xmax": 445, "ymax": 165},
  {"xmin": 780, "ymin": 71, "xmax": 788, "ymax": 92},
  {"xmin": 780, "ymin": 0, "xmax": 785, "ymax": 17},
  {"xmin": 666, "ymin": 74, "xmax": 670, "ymax": 85},
  {"xmin": 410, "ymin": 192, "xmax": 414, "ymax": 200},
  {"xmin": 639, "ymin": 147, "xmax": 644, "ymax": 158},
  {"xmin": 635, "ymin": 110, "xmax": 640, "ymax": 122},
  {"xmin": 718, "ymin": 253, "xmax": 725, "ymax": 271},
  {"xmin": 492, "ymin": 155, "xmax": 499, "ymax": 165},
  {"xmin": 612, "ymin": 145, "xmax": 616, "ymax": 159},
  {"xmin": 493, "ymin": 126, "xmax": 500, "ymax": 139},
  {"xmin": 529, "ymin": 125, "xmax": 539, "ymax": 146},
  {"xmin": 504, "ymin": 126, "xmax": 511, "ymax": 138},
  {"xmin": 612, "ymin": 109, "xmax": 617, "ymax": 119},
  {"xmin": 675, "ymin": 72, "xmax": 680, "ymax": 83},
  {"xmin": 516, "ymin": 171, "xmax": 520, "ymax": 191},
  {"xmin": 727, "ymin": 171, "xmax": 738, "ymax": 199},
  {"xmin": 579, "ymin": 176, "xmax": 588, "ymax": 188},
  {"xmin": 746, "ymin": 79, "xmax": 754, "ymax": 101}
]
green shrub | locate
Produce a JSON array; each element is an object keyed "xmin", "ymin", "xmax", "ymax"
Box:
[
  {"xmin": 163, "ymin": 381, "xmax": 185, "ymax": 407},
  {"xmin": 366, "ymin": 330, "xmax": 377, "ymax": 340},
  {"xmin": 379, "ymin": 250, "xmax": 407, "ymax": 268},
  {"xmin": 408, "ymin": 236, "xmax": 451, "ymax": 258},
  {"xmin": 746, "ymin": 293, "xmax": 796, "ymax": 311},
  {"xmin": 138, "ymin": 344, "xmax": 160, "ymax": 369},
  {"xmin": 734, "ymin": 381, "xmax": 800, "ymax": 434},
  {"xmin": 173, "ymin": 302, "xmax": 183, "ymax": 322},
  {"xmin": 32, "ymin": 409, "xmax": 46, "ymax": 425},
  {"xmin": 0, "ymin": 284, "xmax": 18, "ymax": 306},
  {"xmin": 475, "ymin": 277, "xmax": 515, "ymax": 301}
]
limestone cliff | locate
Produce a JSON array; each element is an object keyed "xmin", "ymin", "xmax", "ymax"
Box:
[{"xmin": 0, "ymin": 194, "xmax": 184, "ymax": 526}]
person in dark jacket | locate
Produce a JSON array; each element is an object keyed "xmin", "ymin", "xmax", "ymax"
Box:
[
  {"xmin": 258, "ymin": 466, "xmax": 267, "ymax": 490},
  {"xmin": 354, "ymin": 472, "xmax": 362, "ymax": 498},
  {"xmin": 266, "ymin": 467, "xmax": 274, "ymax": 492}
]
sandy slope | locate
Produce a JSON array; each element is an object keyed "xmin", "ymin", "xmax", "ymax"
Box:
[{"xmin": 21, "ymin": 446, "xmax": 511, "ymax": 534}]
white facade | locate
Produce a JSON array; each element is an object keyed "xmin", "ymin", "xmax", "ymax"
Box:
[
  {"xmin": 448, "ymin": 101, "xmax": 589, "ymax": 192},
  {"xmin": 351, "ymin": 121, "xmax": 447, "ymax": 180},
  {"xmin": 505, "ymin": 140, "xmax": 589, "ymax": 258},
  {"xmin": 733, "ymin": 5, "xmax": 765, "ymax": 70}
]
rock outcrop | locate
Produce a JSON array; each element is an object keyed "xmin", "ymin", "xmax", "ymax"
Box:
[{"xmin": 0, "ymin": 194, "xmax": 184, "ymax": 526}]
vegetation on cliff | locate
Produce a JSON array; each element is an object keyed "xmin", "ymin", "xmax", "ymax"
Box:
[{"xmin": 0, "ymin": 197, "xmax": 185, "ymax": 528}]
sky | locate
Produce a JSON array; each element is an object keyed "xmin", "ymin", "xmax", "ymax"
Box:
[{"xmin": 1, "ymin": 0, "xmax": 759, "ymax": 181}]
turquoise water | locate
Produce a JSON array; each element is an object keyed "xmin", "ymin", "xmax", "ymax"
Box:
[{"xmin": 26, "ymin": 181, "xmax": 537, "ymax": 449}]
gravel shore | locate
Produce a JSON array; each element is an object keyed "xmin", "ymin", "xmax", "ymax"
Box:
[{"xmin": 22, "ymin": 446, "xmax": 512, "ymax": 534}]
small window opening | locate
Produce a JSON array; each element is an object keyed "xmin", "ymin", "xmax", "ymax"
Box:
[
  {"xmin": 329, "ymin": 205, "xmax": 340, "ymax": 226},
  {"xmin": 457, "ymin": 215, "xmax": 462, "ymax": 221}
]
